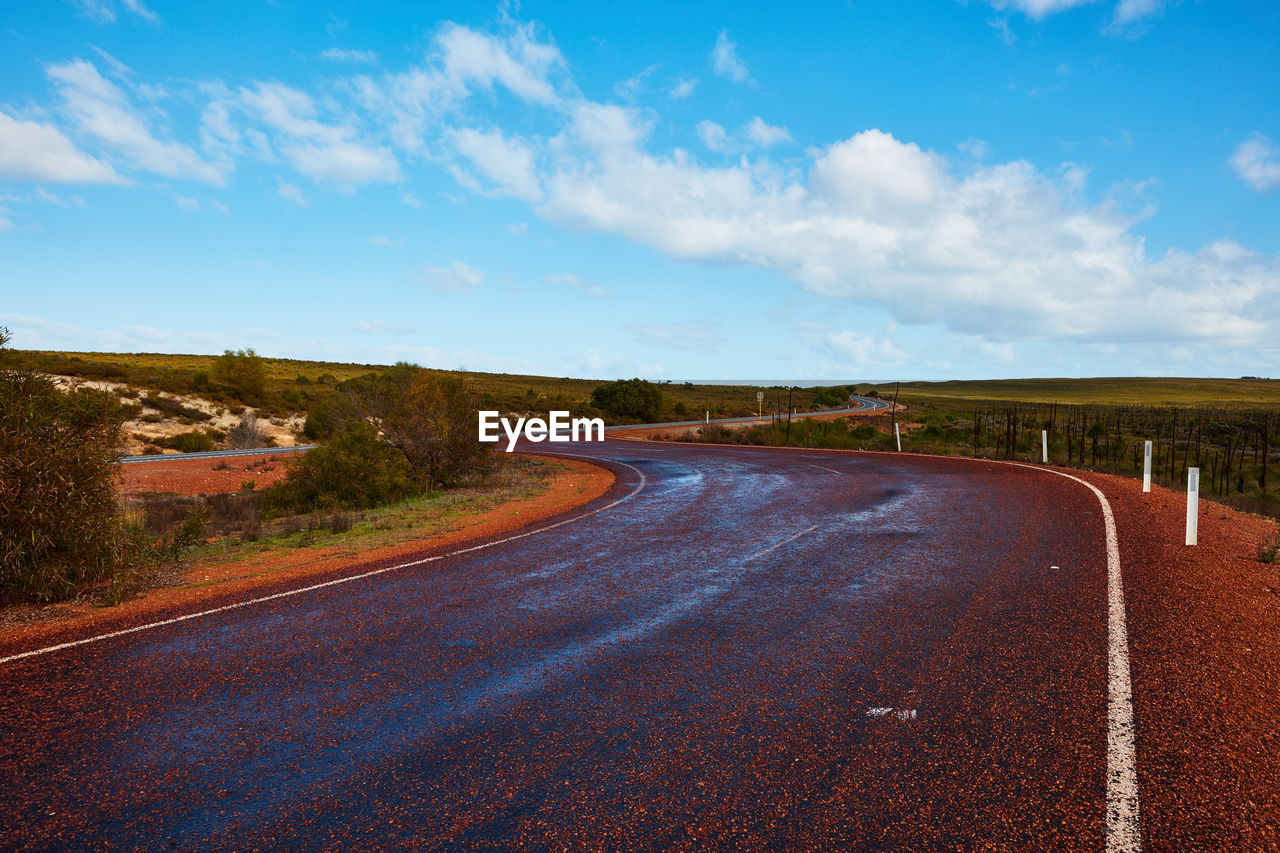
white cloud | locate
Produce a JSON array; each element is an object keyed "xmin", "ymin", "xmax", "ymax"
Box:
[
  {"xmin": 352, "ymin": 320, "xmax": 413, "ymax": 334},
  {"xmin": 320, "ymin": 48, "xmax": 378, "ymax": 64},
  {"xmin": 237, "ymin": 81, "xmax": 400, "ymax": 189},
  {"xmin": 697, "ymin": 120, "xmax": 728, "ymax": 152},
  {"xmin": 1112, "ymin": 0, "xmax": 1165, "ymax": 24},
  {"xmin": 614, "ymin": 64, "xmax": 659, "ymax": 99},
  {"xmin": 212, "ymin": 200, "xmax": 230, "ymax": 215},
  {"xmin": 176, "ymin": 196, "xmax": 198, "ymax": 210},
  {"xmin": 746, "ymin": 116, "xmax": 792, "ymax": 148},
  {"xmin": 508, "ymin": 221, "xmax": 528, "ymax": 235},
  {"xmin": 277, "ymin": 180, "xmax": 307, "ymax": 207},
  {"xmin": 698, "ymin": 117, "xmax": 790, "ymax": 154},
  {"xmin": 0, "ymin": 111, "xmax": 123, "ymax": 183},
  {"xmin": 436, "ymin": 20, "xmax": 566, "ymax": 105},
  {"xmin": 450, "ymin": 126, "xmax": 541, "ymax": 201},
  {"xmin": 825, "ymin": 330, "xmax": 908, "ymax": 364},
  {"xmin": 353, "ymin": 20, "xmax": 570, "ymax": 154},
  {"xmin": 627, "ymin": 321, "xmax": 721, "ymax": 351},
  {"xmin": 0, "ymin": 216, "xmax": 12, "ymax": 233},
  {"xmin": 47, "ymin": 59, "xmax": 223, "ymax": 184},
  {"xmin": 369, "ymin": 235, "xmax": 402, "ymax": 247},
  {"xmin": 1230, "ymin": 134, "xmax": 1280, "ymax": 192},
  {"xmin": 711, "ymin": 31, "xmax": 750, "ymax": 83},
  {"xmin": 982, "ymin": 0, "xmax": 1095, "ymax": 19},
  {"xmin": 546, "ymin": 272, "xmax": 614, "ymax": 298},
  {"xmin": 72, "ymin": 0, "xmax": 159, "ymax": 24},
  {"xmin": 981, "ymin": 0, "xmax": 1166, "ymax": 25},
  {"xmin": 402, "ymin": 191, "xmax": 422, "ymax": 207},
  {"xmin": 541, "ymin": 124, "xmax": 1280, "ymax": 348},
  {"xmin": 958, "ymin": 137, "xmax": 990, "ymax": 160},
  {"xmin": 421, "ymin": 260, "xmax": 484, "ymax": 292},
  {"xmin": 669, "ymin": 77, "xmax": 697, "ymax": 99}
]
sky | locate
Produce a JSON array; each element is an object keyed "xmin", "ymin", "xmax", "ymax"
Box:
[{"xmin": 1, "ymin": 0, "xmax": 1278, "ymax": 382}]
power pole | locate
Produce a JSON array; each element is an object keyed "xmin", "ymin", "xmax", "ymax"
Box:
[{"xmin": 778, "ymin": 384, "xmax": 788, "ymax": 440}]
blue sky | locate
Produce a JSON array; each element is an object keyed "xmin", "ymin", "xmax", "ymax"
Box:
[{"xmin": 1, "ymin": 0, "xmax": 1278, "ymax": 381}]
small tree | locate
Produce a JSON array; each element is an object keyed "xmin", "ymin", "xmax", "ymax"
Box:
[
  {"xmin": 212, "ymin": 348, "xmax": 267, "ymax": 402},
  {"xmin": 332, "ymin": 364, "xmax": 490, "ymax": 489},
  {"xmin": 591, "ymin": 378, "xmax": 663, "ymax": 422},
  {"xmin": 0, "ymin": 328, "xmax": 127, "ymax": 602}
]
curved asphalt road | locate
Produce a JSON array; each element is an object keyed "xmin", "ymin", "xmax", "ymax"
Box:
[{"xmin": 3, "ymin": 435, "xmax": 1127, "ymax": 850}]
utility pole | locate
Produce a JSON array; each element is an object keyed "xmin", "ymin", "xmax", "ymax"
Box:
[
  {"xmin": 890, "ymin": 381, "xmax": 900, "ymax": 431},
  {"xmin": 786, "ymin": 386, "xmax": 793, "ymax": 442}
]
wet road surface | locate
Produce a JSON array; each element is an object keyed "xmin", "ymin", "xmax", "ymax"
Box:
[{"xmin": 3, "ymin": 439, "xmax": 1121, "ymax": 849}]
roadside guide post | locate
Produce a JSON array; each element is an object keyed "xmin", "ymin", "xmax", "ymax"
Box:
[
  {"xmin": 894, "ymin": 422, "xmax": 901, "ymax": 452},
  {"xmin": 1186, "ymin": 467, "xmax": 1199, "ymax": 546},
  {"xmin": 1041, "ymin": 430, "xmax": 1048, "ymax": 464},
  {"xmin": 1143, "ymin": 441, "xmax": 1152, "ymax": 493},
  {"xmin": 757, "ymin": 390, "xmax": 763, "ymax": 420},
  {"xmin": 705, "ymin": 411, "xmax": 709, "ymax": 425}
]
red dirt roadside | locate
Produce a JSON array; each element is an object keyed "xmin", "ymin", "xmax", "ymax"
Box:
[
  {"xmin": 118, "ymin": 453, "xmax": 294, "ymax": 497},
  {"xmin": 0, "ymin": 454, "xmax": 615, "ymax": 655},
  {"xmin": 1074, "ymin": 469, "xmax": 1280, "ymax": 849}
]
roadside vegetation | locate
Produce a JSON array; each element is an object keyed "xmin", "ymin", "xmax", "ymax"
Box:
[
  {"xmin": 0, "ymin": 329, "xmax": 203, "ymax": 605},
  {"xmin": 7, "ymin": 349, "xmax": 863, "ymax": 441},
  {"xmin": 128, "ymin": 455, "xmax": 562, "ymax": 565},
  {"xmin": 684, "ymin": 397, "xmax": 1280, "ymax": 520}
]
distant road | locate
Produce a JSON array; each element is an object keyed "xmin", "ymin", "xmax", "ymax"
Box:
[{"xmin": 117, "ymin": 396, "xmax": 892, "ymax": 463}]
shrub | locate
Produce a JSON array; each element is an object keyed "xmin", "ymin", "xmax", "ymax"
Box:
[
  {"xmin": 227, "ymin": 412, "xmax": 267, "ymax": 449},
  {"xmin": 155, "ymin": 430, "xmax": 215, "ymax": 453},
  {"xmin": 212, "ymin": 348, "xmax": 267, "ymax": 403},
  {"xmin": 0, "ymin": 327, "xmax": 195, "ymax": 603},
  {"xmin": 1260, "ymin": 536, "xmax": 1280, "ymax": 564},
  {"xmin": 591, "ymin": 378, "xmax": 663, "ymax": 422},
  {"xmin": 262, "ymin": 423, "xmax": 415, "ymax": 514}
]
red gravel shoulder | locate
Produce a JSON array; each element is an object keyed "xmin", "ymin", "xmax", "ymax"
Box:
[
  {"xmin": 118, "ymin": 453, "xmax": 294, "ymax": 497},
  {"xmin": 1070, "ymin": 469, "xmax": 1280, "ymax": 849}
]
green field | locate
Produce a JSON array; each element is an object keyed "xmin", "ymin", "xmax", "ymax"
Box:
[{"xmin": 864, "ymin": 377, "xmax": 1280, "ymax": 408}]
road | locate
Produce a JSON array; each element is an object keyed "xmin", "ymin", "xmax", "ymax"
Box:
[{"xmin": 4, "ymin": 434, "xmax": 1140, "ymax": 849}]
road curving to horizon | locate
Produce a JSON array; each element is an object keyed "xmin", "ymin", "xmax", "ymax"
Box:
[{"xmin": 1, "ymin": 431, "xmax": 1258, "ymax": 849}]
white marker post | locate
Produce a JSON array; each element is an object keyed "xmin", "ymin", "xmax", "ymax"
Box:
[
  {"xmin": 1041, "ymin": 429, "xmax": 1048, "ymax": 464},
  {"xmin": 705, "ymin": 411, "xmax": 709, "ymax": 425},
  {"xmin": 1185, "ymin": 467, "xmax": 1199, "ymax": 546},
  {"xmin": 894, "ymin": 422, "xmax": 902, "ymax": 452},
  {"xmin": 1142, "ymin": 440, "xmax": 1152, "ymax": 493},
  {"xmin": 757, "ymin": 390, "xmax": 764, "ymax": 420}
]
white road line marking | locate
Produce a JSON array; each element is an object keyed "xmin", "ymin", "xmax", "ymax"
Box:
[
  {"xmin": 743, "ymin": 525, "xmax": 818, "ymax": 563},
  {"xmin": 1009, "ymin": 463, "xmax": 1141, "ymax": 853},
  {"xmin": 1, "ymin": 458, "xmax": 648, "ymax": 667},
  {"xmin": 808, "ymin": 464, "xmax": 842, "ymax": 475}
]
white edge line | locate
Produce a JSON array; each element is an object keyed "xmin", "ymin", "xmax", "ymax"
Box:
[
  {"xmin": 1, "ymin": 456, "xmax": 647, "ymax": 667},
  {"xmin": 1007, "ymin": 462, "xmax": 1141, "ymax": 852}
]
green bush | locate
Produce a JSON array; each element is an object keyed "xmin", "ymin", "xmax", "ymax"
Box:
[
  {"xmin": 263, "ymin": 423, "xmax": 415, "ymax": 514},
  {"xmin": 591, "ymin": 378, "xmax": 663, "ymax": 422},
  {"xmin": 0, "ymin": 327, "xmax": 198, "ymax": 603},
  {"xmin": 155, "ymin": 430, "xmax": 215, "ymax": 453},
  {"xmin": 212, "ymin": 348, "xmax": 267, "ymax": 403}
]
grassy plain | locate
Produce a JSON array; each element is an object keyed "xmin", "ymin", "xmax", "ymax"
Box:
[{"xmin": 864, "ymin": 377, "xmax": 1280, "ymax": 407}]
